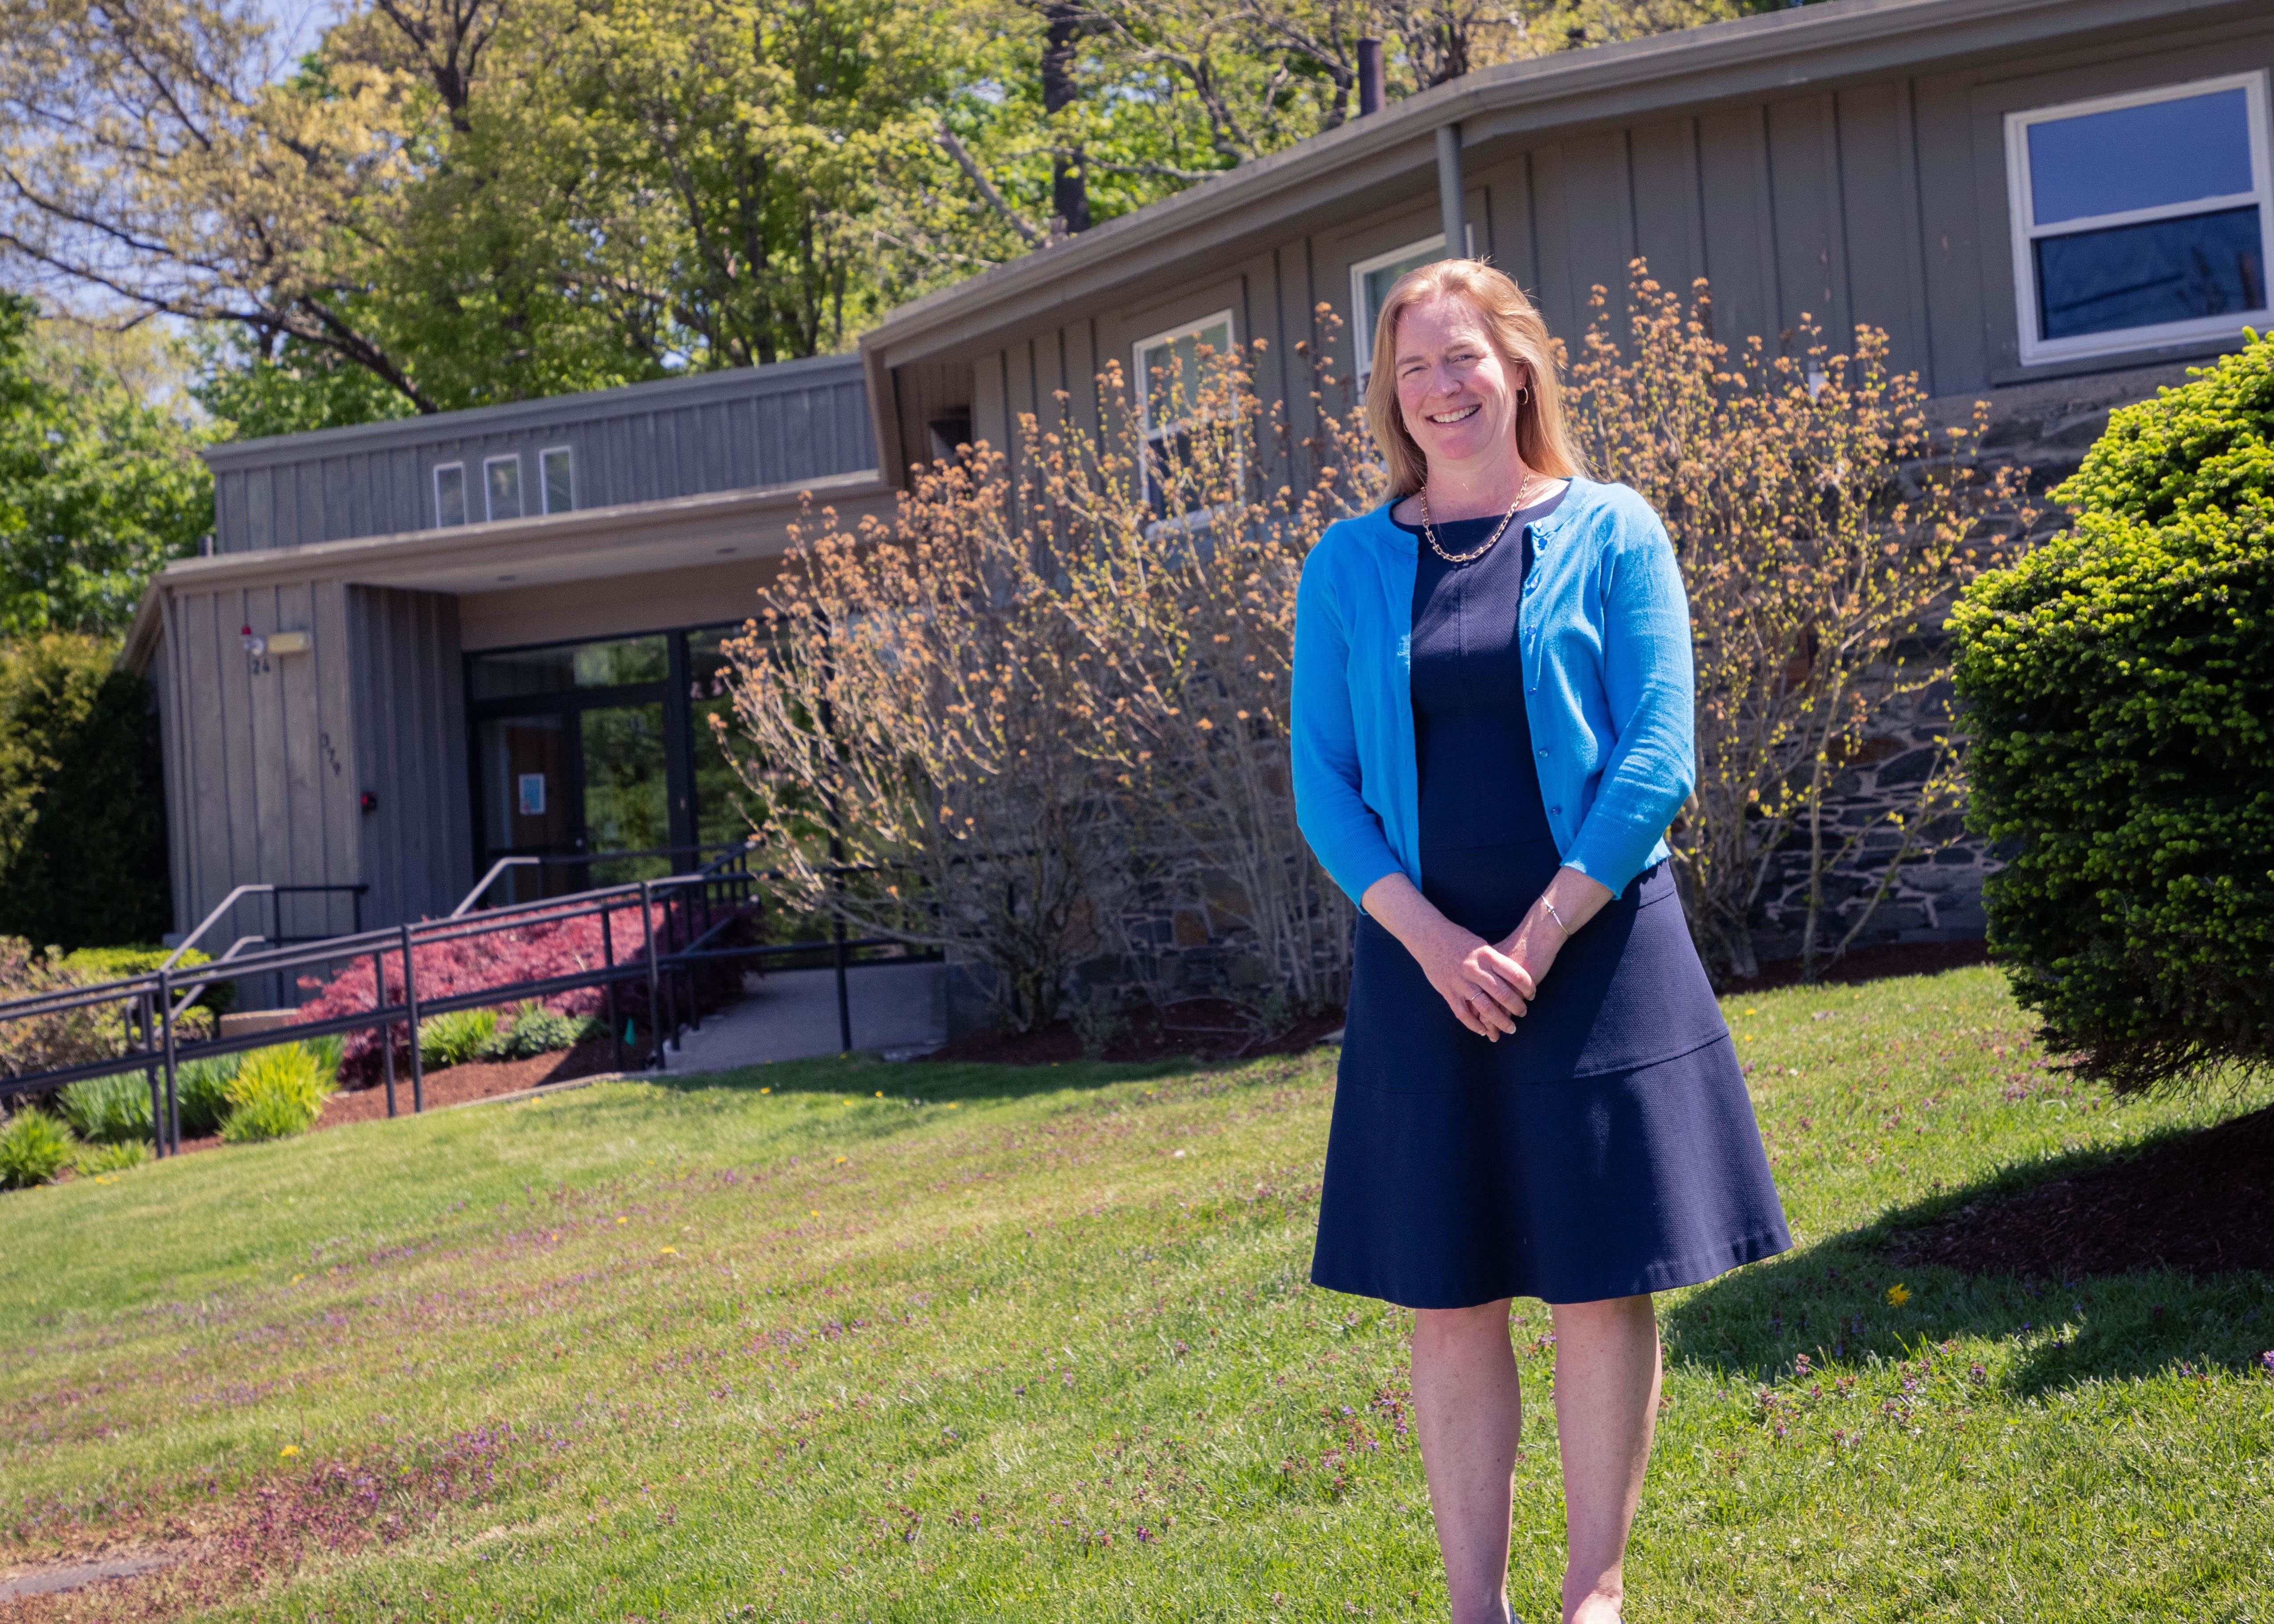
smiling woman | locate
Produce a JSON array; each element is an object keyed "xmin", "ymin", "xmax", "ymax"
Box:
[{"xmin": 1292, "ymin": 259, "xmax": 1788, "ymax": 1624}]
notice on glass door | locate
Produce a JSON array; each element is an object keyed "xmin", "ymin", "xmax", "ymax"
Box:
[{"xmin": 518, "ymin": 773, "xmax": 547, "ymax": 816}]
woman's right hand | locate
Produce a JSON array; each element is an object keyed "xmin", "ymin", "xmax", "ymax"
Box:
[
  {"xmin": 1411, "ymin": 916, "xmax": 1536, "ymax": 1040},
  {"xmin": 1360, "ymin": 871, "xmax": 1535, "ymax": 1040}
]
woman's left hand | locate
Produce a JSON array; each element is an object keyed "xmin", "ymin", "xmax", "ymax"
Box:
[{"xmin": 1495, "ymin": 867, "xmax": 1616, "ymax": 997}]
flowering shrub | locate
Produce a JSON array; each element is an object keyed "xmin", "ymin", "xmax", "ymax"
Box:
[{"xmin": 292, "ymin": 903, "xmax": 660, "ymax": 1083}]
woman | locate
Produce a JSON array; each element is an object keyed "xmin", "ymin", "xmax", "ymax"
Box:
[{"xmin": 1291, "ymin": 260, "xmax": 1789, "ymax": 1624}]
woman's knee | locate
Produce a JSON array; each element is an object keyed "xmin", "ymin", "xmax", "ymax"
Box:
[{"xmin": 1412, "ymin": 1297, "xmax": 1514, "ymax": 1352}]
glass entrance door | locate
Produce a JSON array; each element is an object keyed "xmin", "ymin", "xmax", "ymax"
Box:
[
  {"xmin": 468, "ymin": 625, "xmax": 757, "ymax": 903},
  {"xmin": 579, "ymin": 702, "xmax": 670, "ymax": 886}
]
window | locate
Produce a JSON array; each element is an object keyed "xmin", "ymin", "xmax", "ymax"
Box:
[
  {"xmin": 2006, "ymin": 74, "xmax": 2272, "ymax": 364},
  {"xmin": 1351, "ymin": 227, "xmax": 1476, "ymax": 377},
  {"xmin": 541, "ymin": 445, "xmax": 575, "ymax": 514},
  {"xmin": 484, "ymin": 454, "xmax": 524, "ymax": 522},
  {"xmin": 1133, "ymin": 311, "xmax": 1235, "ymax": 521},
  {"xmin": 433, "ymin": 462, "xmax": 467, "ymax": 528}
]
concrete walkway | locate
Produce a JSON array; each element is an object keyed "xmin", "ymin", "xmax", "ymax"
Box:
[{"xmin": 662, "ymin": 962, "xmax": 948, "ymax": 1074}]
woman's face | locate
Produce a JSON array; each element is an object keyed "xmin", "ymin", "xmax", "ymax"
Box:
[{"xmin": 1392, "ymin": 293, "xmax": 1528, "ymax": 477}]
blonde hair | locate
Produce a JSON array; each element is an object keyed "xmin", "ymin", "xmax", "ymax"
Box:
[{"xmin": 1362, "ymin": 259, "xmax": 1582, "ymax": 497}]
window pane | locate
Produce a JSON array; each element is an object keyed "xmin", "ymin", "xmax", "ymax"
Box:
[
  {"xmin": 434, "ymin": 465, "xmax": 466, "ymax": 528},
  {"xmin": 1141, "ymin": 319, "xmax": 1232, "ymax": 429},
  {"xmin": 1361, "ymin": 244, "xmax": 1445, "ymax": 363},
  {"xmin": 687, "ymin": 627, "xmax": 753, "ymax": 851},
  {"xmin": 2036, "ymin": 205, "xmax": 2265, "ymax": 339},
  {"xmin": 470, "ymin": 635, "xmax": 668, "ymax": 699},
  {"xmin": 485, "ymin": 456, "xmax": 523, "ymax": 522},
  {"xmin": 542, "ymin": 447, "xmax": 574, "ymax": 513},
  {"xmin": 581, "ymin": 702, "xmax": 671, "ymax": 878},
  {"xmin": 2028, "ymin": 88, "xmax": 2254, "ymax": 226}
]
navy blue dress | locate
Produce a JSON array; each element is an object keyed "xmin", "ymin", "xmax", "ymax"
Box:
[{"xmin": 1310, "ymin": 498, "xmax": 1790, "ymax": 1309}]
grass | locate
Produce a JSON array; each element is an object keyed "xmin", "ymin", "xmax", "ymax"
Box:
[{"xmin": 1, "ymin": 964, "xmax": 2270, "ymax": 1621}]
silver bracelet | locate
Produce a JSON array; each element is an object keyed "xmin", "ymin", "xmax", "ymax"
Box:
[{"xmin": 1540, "ymin": 897, "xmax": 1570, "ymax": 936}]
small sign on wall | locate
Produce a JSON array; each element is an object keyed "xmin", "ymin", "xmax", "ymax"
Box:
[{"xmin": 517, "ymin": 773, "xmax": 547, "ymax": 816}]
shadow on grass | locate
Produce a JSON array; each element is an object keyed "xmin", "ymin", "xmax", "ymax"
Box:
[{"xmin": 1662, "ymin": 1119, "xmax": 2274, "ymax": 1396}]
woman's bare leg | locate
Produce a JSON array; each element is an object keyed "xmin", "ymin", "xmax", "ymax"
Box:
[
  {"xmin": 1549, "ymin": 1294, "xmax": 1662, "ymax": 1624},
  {"xmin": 1411, "ymin": 1300, "xmax": 1523, "ymax": 1624}
]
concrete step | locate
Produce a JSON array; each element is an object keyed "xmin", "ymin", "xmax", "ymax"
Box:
[{"xmin": 662, "ymin": 962, "xmax": 949, "ymax": 1075}]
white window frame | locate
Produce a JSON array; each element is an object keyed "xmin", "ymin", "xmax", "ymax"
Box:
[
  {"xmin": 433, "ymin": 461, "xmax": 467, "ymax": 528},
  {"xmin": 483, "ymin": 453, "xmax": 524, "ymax": 523},
  {"xmin": 1131, "ymin": 308, "xmax": 1237, "ymax": 524},
  {"xmin": 539, "ymin": 444, "xmax": 576, "ymax": 514},
  {"xmin": 2006, "ymin": 71, "xmax": 2274, "ymax": 366},
  {"xmin": 1350, "ymin": 226, "xmax": 1477, "ymax": 378}
]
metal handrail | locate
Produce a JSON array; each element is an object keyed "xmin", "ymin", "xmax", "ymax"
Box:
[
  {"xmin": 0, "ymin": 847, "xmax": 932, "ymax": 1159},
  {"xmin": 451, "ymin": 857, "xmax": 541, "ymax": 917},
  {"xmin": 161, "ymin": 885, "xmax": 274, "ymax": 970}
]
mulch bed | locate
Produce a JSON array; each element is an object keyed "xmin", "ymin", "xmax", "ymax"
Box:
[
  {"xmin": 1885, "ymin": 1100, "xmax": 2274, "ymax": 1280},
  {"xmin": 1722, "ymin": 936, "xmax": 1992, "ymax": 994},
  {"xmin": 920, "ymin": 997, "xmax": 1347, "ymax": 1068},
  {"xmin": 313, "ymin": 1040, "xmax": 623, "ymax": 1127}
]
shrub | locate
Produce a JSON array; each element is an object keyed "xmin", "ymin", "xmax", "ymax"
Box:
[
  {"xmin": 725, "ymin": 322, "xmax": 1374, "ymax": 1029},
  {"xmin": 292, "ymin": 905, "xmax": 652, "ymax": 1082},
  {"xmin": 1952, "ymin": 331, "xmax": 2274, "ymax": 1094},
  {"xmin": 74, "ymin": 1139, "xmax": 146, "ymax": 1175},
  {"xmin": 500, "ymin": 1003, "xmax": 596, "ymax": 1056},
  {"xmin": 1567, "ymin": 266, "xmax": 2033, "ymax": 982},
  {"xmin": 419, "ymin": 1007, "xmax": 503, "ymax": 1070},
  {"xmin": 0, "ymin": 1105, "xmax": 75, "ymax": 1188},
  {"xmin": 176, "ymin": 1054, "xmax": 240, "ymax": 1137},
  {"xmin": 57, "ymin": 1068, "xmax": 153, "ymax": 1143},
  {"xmin": 219, "ymin": 1044, "xmax": 335, "ymax": 1142},
  {"xmin": 60, "ymin": 946, "xmax": 234, "ymax": 1016},
  {"xmin": 0, "ymin": 635, "xmax": 170, "ymax": 950}
]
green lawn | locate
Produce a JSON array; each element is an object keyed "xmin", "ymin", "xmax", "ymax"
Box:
[{"xmin": 3, "ymin": 965, "xmax": 2270, "ymax": 1622}]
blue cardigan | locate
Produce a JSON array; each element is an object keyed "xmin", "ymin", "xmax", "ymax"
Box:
[{"xmin": 1291, "ymin": 477, "xmax": 1695, "ymax": 907}]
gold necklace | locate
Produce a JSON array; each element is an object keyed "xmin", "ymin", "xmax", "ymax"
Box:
[{"xmin": 1418, "ymin": 473, "xmax": 1540, "ymax": 564}]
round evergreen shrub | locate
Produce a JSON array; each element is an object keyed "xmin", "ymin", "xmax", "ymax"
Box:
[{"xmin": 1951, "ymin": 331, "xmax": 2274, "ymax": 1093}]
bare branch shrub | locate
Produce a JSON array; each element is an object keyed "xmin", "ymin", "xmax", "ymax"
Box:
[
  {"xmin": 1566, "ymin": 264, "xmax": 2034, "ymax": 982},
  {"xmin": 719, "ymin": 312, "xmax": 1379, "ymax": 1035}
]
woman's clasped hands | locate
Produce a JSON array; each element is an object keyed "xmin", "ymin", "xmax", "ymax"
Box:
[{"xmin": 1413, "ymin": 911, "xmax": 1565, "ymax": 1042}]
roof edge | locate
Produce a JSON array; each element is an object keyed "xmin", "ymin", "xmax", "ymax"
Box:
[{"xmin": 202, "ymin": 351, "xmax": 867, "ymax": 471}]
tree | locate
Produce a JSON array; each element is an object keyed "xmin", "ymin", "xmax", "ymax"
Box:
[{"xmin": 0, "ymin": 293, "xmax": 210, "ymax": 638}]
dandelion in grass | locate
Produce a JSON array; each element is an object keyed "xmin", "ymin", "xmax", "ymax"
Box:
[
  {"xmin": 660, "ymin": 1247, "xmax": 676, "ymax": 1255},
  {"xmin": 280, "ymin": 1444, "xmax": 299, "ymax": 1457},
  {"xmin": 761, "ymin": 1087, "xmax": 772, "ymax": 1095},
  {"xmin": 1885, "ymin": 1283, "xmax": 1911, "ymax": 1308}
]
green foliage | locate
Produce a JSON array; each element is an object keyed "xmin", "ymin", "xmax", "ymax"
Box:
[
  {"xmin": 500, "ymin": 1003, "xmax": 598, "ymax": 1057},
  {"xmin": 0, "ymin": 1105, "xmax": 75, "ymax": 1188},
  {"xmin": 58, "ymin": 946, "xmax": 234, "ymax": 1016},
  {"xmin": 191, "ymin": 331, "xmax": 415, "ymax": 441},
  {"xmin": 219, "ymin": 1044, "xmax": 336, "ymax": 1143},
  {"xmin": 418, "ymin": 1008, "xmax": 505, "ymax": 1071},
  {"xmin": 0, "ymin": 295, "xmax": 210, "ymax": 636},
  {"xmin": 176, "ymin": 1055, "xmax": 241, "ymax": 1139},
  {"xmin": 72, "ymin": 1138, "xmax": 146, "ymax": 1175},
  {"xmin": 1952, "ymin": 331, "xmax": 2274, "ymax": 1094},
  {"xmin": 0, "ymin": 636, "xmax": 170, "ymax": 950},
  {"xmin": 56, "ymin": 1069, "xmax": 153, "ymax": 1144}
]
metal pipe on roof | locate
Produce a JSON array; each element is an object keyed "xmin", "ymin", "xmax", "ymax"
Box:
[
  {"xmin": 1357, "ymin": 39, "xmax": 1384, "ymax": 116},
  {"xmin": 1436, "ymin": 123, "xmax": 1465, "ymax": 257}
]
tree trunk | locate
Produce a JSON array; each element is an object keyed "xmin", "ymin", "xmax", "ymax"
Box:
[{"xmin": 1040, "ymin": 3, "xmax": 1091, "ymax": 234}]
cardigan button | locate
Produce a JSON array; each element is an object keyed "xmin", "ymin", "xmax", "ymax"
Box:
[{"xmin": 1549, "ymin": 805, "xmax": 1563, "ymax": 815}]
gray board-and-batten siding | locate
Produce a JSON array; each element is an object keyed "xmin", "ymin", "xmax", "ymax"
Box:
[
  {"xmin": 152, "ymin": 579, "xmax": 470, "ymax": 965},
  {"xmin": 207, "ymin": 355, "xmax": 875, "ymax": 554},
  {"xmin": 861, "ymin": 0, "xmax": 2270, "ymax": 484}
]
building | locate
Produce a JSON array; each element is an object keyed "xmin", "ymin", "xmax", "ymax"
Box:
[{"xmin": 126, "ymin": 0, "xmax": 2272, "ymax": 960}]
